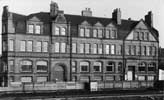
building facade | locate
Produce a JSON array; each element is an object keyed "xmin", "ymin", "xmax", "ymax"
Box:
[{"xmin": 0, "ymin": 2, "xmax": 159, "ymax": 86}]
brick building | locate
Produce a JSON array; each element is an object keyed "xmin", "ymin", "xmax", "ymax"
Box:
[{"xmin": 0, "ymin": 2, "xmax": 159, "ymax": 86}]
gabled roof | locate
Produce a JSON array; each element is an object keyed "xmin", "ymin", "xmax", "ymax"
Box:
[{"xmin": 10, "ymin": 12, "xmax": 159, "ymax": 40}]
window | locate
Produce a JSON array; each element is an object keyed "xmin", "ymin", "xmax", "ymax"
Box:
[
  {"xmin": 85, "ymin": 28, "xmax": 90, "ymax": 37},
  {"xmin": 93, "ymin": 44, "xmax": 97, "ymax": 54},
  {"xmin": 42, "ymin": 42, "xmax": 48, "ymax": 52},
  {"xmin": 105, "ymin": 76, "xmax": 114, "ymax": 81},
  {"xmin": 27, "ymin": 41, "xmax": 33, "ymax": 52},
  {"xmin": 93, "ymin": 76, "xmax": 103, "ymax": 81},
  {"xmin": 118, "ymin": 62, "xmax": 122, "ymax": 72},
  {"xmin": 141, "ymin": 46, "xmax": 146, "ymax": 56},
  {"xmin": 35, "ymin": 25, "xmax": 41, "ymax": 34},
  {"xmin": 140, "ymin": 32, "xmax": 144, "ymax": 40},
  {"xmin": 80, "ymin": 44, "xmax": 84, "ymax": 53},
  {"xmin": 105, "ymin": 30, "xmax": 110, "ymax": 38},
  {"xmin": 105, "ymin": 44, "xmax": 110, "ymax": 54},
  {"xmin": 21, "ymin": 76, "xmax": 32, "ymax": 83},
  {"xmin": 72, "ymin": 61, "xmax": 76, "ymax": 72},
  {"xmin": 134, "ymin": 31, "xmax": 139, "ymax": 40},
  {"xmin": 80, "ymin": 28, "xmax": 84, "ymax": 37},
  {"xmin": 148, "ymin": 63, "xmax": 156, "ymax": 72},
  {"xmin": 36, "ymin": 41, "xmax": 42, "ymax": 52},
  {"xmin": 85, "ymin": 43, "xmax": 90, "ymax": 54},
  {"xmin": 2, "ymin": 24, "xmax": 6, "ymax": 33},
  {"xmin": 98, "ymin": 44, "xmax": 103, "ymax": 54},
  {"xmin": 55, "ymin": 42, "xmax": 59, "ymax": 53},
  {"xmin": 55, "ymin": 27, "xmax": 60, "ymax": 35},
  {"xmin": 9, "ymin": 60, "xmax": 14, "ymax": 72},
  {"xmin": 145, "ymin": 32, "xmax": 149, "ymax": 40},
  {"xmin": 93, "ymin": 29, "xmax": 98, "ymax": 38},
  {"xmin": 118, "ymin": 45, "xmax": 122, "ymax": 55},
  {"xmin": 61, "ymin": 27, "xmax": 66, "ymax": 35},
  {"xmin": 61, "ymin": 42, "xmax": 66, "ymax": 53},
  {"xmin": 37, "ymin": 77, "xmax": 47, "ymax": 82},
  {"xmin": 126, "ymin": 45, "xmax": 130, "ymax": 55},
  {"xmin": 111, "ymin": 44, "xmax": 115, "ymax": 54},
  {"xmin": 36, "ymin": 61, "xmax": 48, "ymax": 72},
  {"xmin": 98, "ymin": 29, "xmax": 103, "ymax": 38},
  {"xmin": 106, "ymin": 62, "xmax": 115, "ymax": 72},
  {"xmin": 111, "ymin": 30, "xmax": 116, "ymax": 39},
  {"xmin": 72, "ymin": 43, "xmax": 77, "ymax": 53},
  {"xmin": 2, "ymin": 41, "xmax": 7, "ymax": 51},
  {"xmin": 138, "ymin": 76, "xmax": 145, "ymax": 81},
  {"xmin": 9, "ymin": 40, "xmax": 14, "ymax": 51},
  {"xmin": 28, "ymin": 25, "xmax": 34, "ymax": 33},
  {"xmin": 152, "ymin": 46, "xmax": 156, "ymax": 56},
  {"xmin": 147, "ymin": 76, "xmax": 154, "ymax": 81},
  {"xmin": 20, "ymin": 41, "xmax": 26, "ymax": 51},
  {"xmin": 21, "ymin": 60, "xmax": 32, "ymax": 72},
  {"xmin": 93, "ymin": 62, "xmax": 102, "ymax": 72},
  {"xmin": 149, "ymin": 46, "xmax": 152, "ymax": 56},
  {"xmin": 80, "ymin": 61, "xmax": 89, "ymax": 72},
  {"xmin": 138, "ymin": 62, "xmax": 146, "ymax": 72},
  {"xmin": 131, "ymin": 45, "xmax": 136, "ymax": 55}
]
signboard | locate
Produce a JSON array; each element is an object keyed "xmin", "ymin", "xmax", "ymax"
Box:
[{"xmin": 90, "ymin": 82, "xmax": 98, "ymax": 91}]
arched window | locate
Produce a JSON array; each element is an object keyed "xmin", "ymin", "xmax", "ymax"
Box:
[
  {"xmin": 118, "ymin": 62, "xmax": 122, "ymax": 72},
  {"xmin": 106, "ymin": 62, "xmax": 115, "ymax": 72},
  {"xmin": 61, "ymin": 27, "xmax": 66, "ymax": 35},
  {"xmin": 21, "ymin": 60, "xmax": 32, "ymax": 72},
  {"xmin": 36, "ymin": 61, "xmax": 48, "ymax": 72},
  {"xmin": 93, "ymin": 62, "xmax": 102, "ymax": 72},
  {"xmin": 80, "ymin": 61, "xmax": 89, "ymax": 72},
  {"xmin": 138, "ymin": 62, "xmax": 146, "ymax": 72},
  {"xmin": 55, "ymin": 27, "xmax": 60, "ymax": 35},
  {"xmin": 148, "ymin": 63, "xmax": 156, "ymax": 72}
]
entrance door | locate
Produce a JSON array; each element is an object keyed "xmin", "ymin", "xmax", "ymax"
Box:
[
  {"xmin": 52, "ymin": 65, "xmax": 65, "ymax": 82},
  {"xmin": 127, "ymin": 66, "xmax": 135, "ymax": 81}
]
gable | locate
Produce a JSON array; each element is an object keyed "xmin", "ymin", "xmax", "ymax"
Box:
[
  {"xmin": 80, "ymin": 20, "xmax": 91, "ymax": 26},
  {"xmin": 106, "ymin": 22, "xmax": 116, "ymax": 28},
  {"xmin": 94, "ymin": 21, "xmax": 103, "ymax": 27},
  {"xmin": 55, "ymin": 14, "xmax": 67, "ymax": 23},
  {"xmin": 135, "ymin": 20, "xmax": 148, "ymax": 30},
  {"xmin": 28, "ymin": 16, "xmax": 40, "ymax": 21}
]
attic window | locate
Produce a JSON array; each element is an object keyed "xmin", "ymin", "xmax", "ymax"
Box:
[
  {"xmin": 28, "ymin": 24, "xmax": 34, "ymax": 33},
  {"xmin": 35, "ymin": 25, "xmax": 41, "ymax": 34}
]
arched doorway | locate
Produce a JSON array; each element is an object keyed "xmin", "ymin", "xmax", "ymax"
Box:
[{"xmin": 52, "ymin": 64, "xmax": 66, "ymax": 82}]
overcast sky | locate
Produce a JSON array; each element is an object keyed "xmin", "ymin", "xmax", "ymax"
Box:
[{"xmin": 0, "ymin": 0, "xmax": 164, "ymax": 54}]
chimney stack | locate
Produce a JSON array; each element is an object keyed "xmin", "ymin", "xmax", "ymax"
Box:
[
  {"xmin": 81, "ymin": 8, "xmax": 92, "ymax": 17},
  {"xmin": 2, "ymin": 6, "xmax": 9, "ymax": 18},
  {"xmin": 145, "ymin": 11, "xmax": 153, "ymax": 27},
  {"xmin": 50, "ymin": 1, "xmax": 59, "ymax": 18},
  {"xmin": 112, "ymin": 8, "xmax": 121, "ymax": 25}
]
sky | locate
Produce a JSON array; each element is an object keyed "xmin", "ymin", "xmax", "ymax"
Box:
[{"xmin": 0, "ymin": 0, "xmax": 164, "ymax": 54}]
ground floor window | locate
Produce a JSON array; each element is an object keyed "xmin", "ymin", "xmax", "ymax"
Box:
[
  {"xmin": 93, "ymin": 62, "xmax": 102, "ymax": 72},
  {"xmin": 80, "ymin": 61, "xmax": 89, "ymax": 72},
  {"xmin": 138, "ymin": 62, "xmax": 146, "ymax": 72},
  {"xmin": 148, "ymin": 63, "xmax": 156, "ymax": 72},
  {"xmin": 80, "ymin": 76, "xmax": 90, "ymax": 82},
  {"xmin": 93, "ymin": 76, "xmax": 103, "ymax": 81},
  {"xmin": 105, "ymin": 76, "xmax": 114, "ymax": 81},
  {"xmin": 147, "ymin": 76, "xmax": 154, "ymax": 81},
  {"xmin": 36, "ymin": 61, "xmax": 48, "ymax": 72},
  {"xmin": 36, "ymin": 77, "xmax": 47, "ymax": 82},
  {"xmin": 21, "ymin": 76, "xmax": 32, "ymax": 83},
  {"xmin": 21, "ymin": 60, "xmax": 32, "ymax": 72},
  {"xmin": 106, "ymin": 62, "xmax": 115, "ymax": 72},
  {"xmin": 138, "ymin": 76, "xmax": 145, "ymax": 81}
]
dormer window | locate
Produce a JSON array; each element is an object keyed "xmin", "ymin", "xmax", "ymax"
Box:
[
  {"xmin": 93, "ymin": 29, "xmax": 98, "ymax": 38},
  {"xmin": 61, "ymin": 27, "xmax": 66, "ymax": 35},
  {"xmin": 28, "ymin": 24, "xmax": 34, "ymax": 33},
  {"xmin": 35, "ymin": 25, "xmax": 41, "ymax": 34},
  {"xmin": 85, "ymin": 28, "xmax": 90, "ymax": 37},
  {"xmin": 98, "ymin": 29, "xmax": 103, "ymax": 38},
  {"xmin": 55, "ymin": 27, "xmax": 60, "ymax": 35}
]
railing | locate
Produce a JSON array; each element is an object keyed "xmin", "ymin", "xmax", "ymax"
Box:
[{"xmin": 0, "ymin": 81, "xmax": 154, "ymax": 92}]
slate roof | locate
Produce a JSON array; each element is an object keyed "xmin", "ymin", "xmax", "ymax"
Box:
[{"xmin": 11, "ymin": 12, "xmax": 159, "ymax": 40}]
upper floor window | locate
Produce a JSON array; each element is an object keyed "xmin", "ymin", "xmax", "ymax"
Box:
[
  {"xmin": 55, "ymin": 27, "xmax": 60, "ymax": 35},
  {"xmin": 134, "ymin": 31, "xmax": 139, "ymax": 40},
  {"xmin": 27, "ymin": 41, "xmax": 33, "ymax": 52},
  {"xmin": 98, "ymin": 44, "xmax": 103, "ymax": 54},
  {"xmin": 72, "ymin": 43, "xmax": 77, "ymax": 53},
  {"xmin": 98, "ymin": 29, "xmax": 103, "ymax": 38},
  {"xmin": 21, "ymin": 60, "xmax": 32, "ymax": 72},
  {"xmin": 131, "ymin": 45, "xmax": 136, "ymax": 55},
  {"xmin": 80, "ymin": 28, "xmax": 85, "ymax": 37},
  {"xmin": 9, "ymin": 40, "xmax": 14, "ymax": 51},
  {"xmin": 85, "ymin": 43, "xmax": 90, "ymax": 54},
  {"xmin": 140, "ymin": 32, "xmax": 144, "ymax": 40},
  {"xmin": 105, "ymin": 30, "xmax": 110, "ymax": 38},
  {"xmin": 144, "ymin": 32, "xmax": 149, "ymax": 40},
  {"xmin": 20, "ymin": 40, "xmax": 26, "ymax": 52},
  {"xmin": 54, "ymin": 42, "xmax": 66, "ymax": 53},
  {"xmin": 36, "ymin": 41, "xmax": 42, "ymax": 52},
  {"xmin": 93, "ymin": 62, "xmax": 102, "ymax": 72},
  {"xmin": 80, "ymin": 61, "xmax": 89, "ymax": 72},
  {"xmin": 111, "ymin": 44, "xmax": 115, "ymax": 54},
  {"xmin": 55, "ymin": 42, "xmax": 60, "ymax": 52},
  {"xmin": 85, "ymin": 28, "xmax": 90, "ymax": 37},
  {"xmin": 111, "ymin": 30, "xmax": 116, "ymax": 39},
  {"xmin": 42, "ymin": 42, "xmax": 48, "ymax": 52},
  {"xmin": 118, "ymin": 62, "xmax": 122, "ymax": 72},
  {"xmin": 2, "ymin": 41, "xmax": 7, "ymax": 51},
  {"xmin": 72, "ymin": 61, "xmax": 77, "ymax": 72},
  {"xmin": 35, "ymin": 25, "xmax": 41, "ymax": 34},
  {"xmin": 93, "ymin": 29, "xmax": 98, "ymax": 38},
  {"xmin": 79, "ymin": 44, "xmax": 84, "ymax": 53},
  {"xmin": 93, "ymin": 44, "xmax": 98, "ymax": 54},
  {"xmin": 106, "ymin": 62, "xmax": 115, "ymax": 72},
  {"xmin": 61, "ymin": 42, "xmax": 66, "ymax": 53},
  {"xmin": 36, "ymin": 61, "xmax": 48, "ymax": 72},
  {"xmin": 28, "ymin": 24, "xmax": 34, "ymax": 33},
  {"xmin": 105, "ymin": 44, "xmax": 110, "ymax": 54},
  {"xmin": 9, "ymin": 60, "xmax": 14, "ymax": 72},
  {"xmin": 148, "ymin": 63, "xmax": 156, "ymax": 72},
  {"xmin": 138, "ymin": 62, "xmax": 146, "ymax": 72},
  {"xmin": 61, "ymin": 27, "xmax": 66, "ymax": 35}
]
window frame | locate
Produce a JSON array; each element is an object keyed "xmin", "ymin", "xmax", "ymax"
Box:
[
  {"xmin": 93, "ymin": 62, "xmax": 102, "ymax": 72},
  {"xmin": 36, "ymin": 61, "xmax": 48, "ymax": 72},
  {"xmin": 28, "ymin": 24, "xmax": 34, "ymax": 34},
  {"xmin": 80, "ymin": 61, "xmax": 89, "ymax": 72},
  {"xmin": 21, "ymin": 60, "xmax": 33, "ymax": 72}
]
